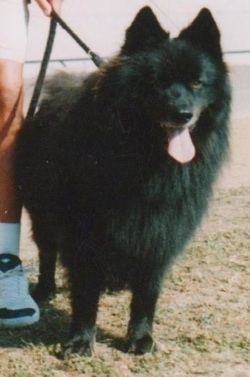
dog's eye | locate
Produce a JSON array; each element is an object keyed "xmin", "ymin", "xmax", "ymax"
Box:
[{"xmin": 190, "ymin": 80, "xmax": 203, "ymax": 90}]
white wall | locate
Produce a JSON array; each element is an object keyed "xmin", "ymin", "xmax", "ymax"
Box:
[
  {"xmin": 25, "ymin": 0, "xmax": 250, "ymax": 65},
  {"xmin": 23, "ymin": 0, "xmax": 250, "ymax": 118}
]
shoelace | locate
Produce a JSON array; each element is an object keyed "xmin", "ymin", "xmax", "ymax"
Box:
[{"xmin": 0, "ymin": 265, "xmax": 28, "ymax": 300}]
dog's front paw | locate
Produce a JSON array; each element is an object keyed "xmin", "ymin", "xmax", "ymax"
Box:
[
  {"xmin": 63, "ymin": 335, "xmax": 94, "ymax": 358},
  {"xmin": 127, "ymin": 334, "xmax": 156, "ymax": 355}
]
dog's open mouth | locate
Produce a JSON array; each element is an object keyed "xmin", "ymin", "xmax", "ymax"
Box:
[{"xmin": 161, "ymin": 122, "xmax": 196, "ymax": 164}]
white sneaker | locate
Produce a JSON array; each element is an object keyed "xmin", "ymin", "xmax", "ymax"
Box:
[{"xmin": 0, "ymin": 253, "xmax": 40, "ymax": 328}]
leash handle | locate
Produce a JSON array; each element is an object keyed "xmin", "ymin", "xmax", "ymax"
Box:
[{"xmin": 51, "ymin": 10, "xmax": 104, "ymax": 68}]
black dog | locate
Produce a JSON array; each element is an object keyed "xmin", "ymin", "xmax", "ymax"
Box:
[{"xmin": 16, "ymin": 7, "xmax": 231, "ymax": 356}]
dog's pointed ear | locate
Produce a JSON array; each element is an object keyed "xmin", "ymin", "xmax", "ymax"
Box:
[
  {"xmin": 179, "ymin": 8, "xmax": 222, "ymax": 59},
  {"xmin": 121, "ymin": 6, "xmax": 169, "ymax": 54}
]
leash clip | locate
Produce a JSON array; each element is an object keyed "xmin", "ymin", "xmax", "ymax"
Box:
[{"xmin": 88, "ymin": 50, "xmax": 104, "ymax": 68}]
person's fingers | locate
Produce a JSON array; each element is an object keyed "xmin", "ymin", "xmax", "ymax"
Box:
[
  {"xmin": 50, "ymin": 0, "xmax": 62, "ymax": 14},
  {"xmin": 35, "ymin": 0, "xmax": 52, "ymax": 17},
  {"xmin": 35, "ymin": 0, "xmax": 62, "ymax": 17}
]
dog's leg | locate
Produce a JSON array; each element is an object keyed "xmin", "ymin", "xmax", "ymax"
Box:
[
  {"xmin": 63, "ymin": 288, "xmax": 100, "ymax": 358},
  {"xmin": 127, "ymin": 273, "xmax": 162, "ymax": 354},
  {"xmin": 63, "ymin": 254, "xmax": 102, "ymax": 358},
  {"xmin": 31, "ymin": 219, "xmax": 57, "ymax": 301}
]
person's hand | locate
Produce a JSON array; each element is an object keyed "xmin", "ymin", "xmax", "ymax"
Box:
[{"xmin": 35, "ymin": 0, "xmax": 63, "ymax": 17}]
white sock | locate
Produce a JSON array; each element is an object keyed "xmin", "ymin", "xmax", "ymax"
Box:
[{"xmin": 0, "ymin": 222, "xmax": 21, "ymax": 256}]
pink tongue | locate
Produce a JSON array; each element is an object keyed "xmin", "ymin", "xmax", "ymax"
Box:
[{"xmin": 167, "ymin": 128, "xmax": 195, "ymax": 164}]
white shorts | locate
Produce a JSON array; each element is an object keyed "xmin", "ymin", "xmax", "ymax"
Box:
[{"xmin": 0, "ymin": 0, "xmax": 29, "ymax": 63}]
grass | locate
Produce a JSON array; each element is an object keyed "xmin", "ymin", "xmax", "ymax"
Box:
[{"xmin": 0, "ymin": 186, "xmax": 249, "ymax": 377}]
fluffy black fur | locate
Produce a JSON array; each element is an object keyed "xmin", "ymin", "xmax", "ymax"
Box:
[{"xmin": 16, "ymin": 7, "xmax": 231, "ymax": 356}]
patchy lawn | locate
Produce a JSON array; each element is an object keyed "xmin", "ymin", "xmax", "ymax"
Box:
[{"xmin": 0, "ymin": 186, "xmax": 249, "ymax": 377}]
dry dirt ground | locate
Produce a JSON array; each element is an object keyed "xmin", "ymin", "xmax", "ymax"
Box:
[{"xmin": 0, "ymin": 114, "xmax": 249, "ymax": 375}]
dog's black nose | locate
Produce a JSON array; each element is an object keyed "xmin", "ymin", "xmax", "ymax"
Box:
[{"xmin": 177, "ymin": 111, "xmax": 193, "ymax": 124}]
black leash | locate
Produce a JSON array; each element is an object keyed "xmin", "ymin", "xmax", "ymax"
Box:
[
  {"xmin": 26, "ymin": 10, "xmax": 103, "ymax": 119},
  {"xmin": 26, "ymin": 17, "xmax": 57, "ymax": 118},
  {"xmin": 51, "ymin": 10, "xmax": 104, "ymax": 68}
]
